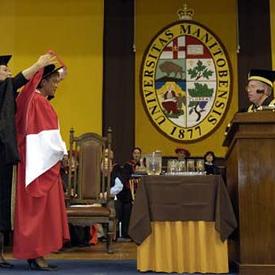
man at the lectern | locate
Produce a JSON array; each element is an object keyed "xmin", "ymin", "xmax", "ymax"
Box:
[{"xmin": 246, "ymin": 69, "xmax": 275, "ymax": 112}]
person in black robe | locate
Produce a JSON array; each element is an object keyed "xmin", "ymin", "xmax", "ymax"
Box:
[
  {"xmin": 116, "ymin": 147, "xmax": 142, "ymax": 241},
  {"xmin": 0, "ymin": 53, "xmax": 56, "ymax": 268},
  {"xmin": 246, "ymin": 69, "xmax": 275, "ymax": 112},
  {"xmin": 203, "ymin": 151, "xmax": 219, "ymax": 175}
]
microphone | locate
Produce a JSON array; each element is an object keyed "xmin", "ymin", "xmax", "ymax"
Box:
[{"xmin": 256, "ymin": 89, "xmax": 265, "ymax": 94}]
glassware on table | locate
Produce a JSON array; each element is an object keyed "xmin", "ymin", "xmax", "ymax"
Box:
[
  {"xmin": 167, "ymin": 159, "xmax": 177, "ymax": 174},
  {"xmin": 177, "ymin": 160, "xmax": 186, "ymax": 173},
  {"xmin": 186, "ymin": 159, "xmax": 195, "ymax": 172},
  {"xmin": 146, "ymin": 151, "xmax": 162, "ymax": 175},
  {"xmin": 196, "ymin": 159, "xmax": 205, "ymax": 173}
]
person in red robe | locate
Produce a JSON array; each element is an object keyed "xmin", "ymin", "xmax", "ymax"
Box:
[
  {"xmin": 0, "ymin": 53, "xmax": 57, "ymax": 268},
  {"xmin": 13, "ymin": 63, "xmax": 70, "ymax": 271}
]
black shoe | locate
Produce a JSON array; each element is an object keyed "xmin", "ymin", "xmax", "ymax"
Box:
[
  {"xmin": 0, "ymin": 261, "xmax": 14, "ymax": 268},
  {"xmin": 27, "ymin": 259, "xmax": 58, "ymax": 271}
]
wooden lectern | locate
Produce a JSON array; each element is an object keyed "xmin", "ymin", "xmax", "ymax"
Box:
[{"xmin": 223, "ymin": 111, "xmax": 275, "ymax": 275}]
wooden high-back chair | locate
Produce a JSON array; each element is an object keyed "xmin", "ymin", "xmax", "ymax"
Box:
[{"xmin": 66, "ymin": 127, "xmax": 115, "ymax": 253}]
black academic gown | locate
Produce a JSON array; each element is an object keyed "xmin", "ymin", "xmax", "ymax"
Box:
[
  {"xmin": 205, "ymin": 162, "xmax": 219, "ymax": 175},
  {"xmin": 0, "ymin": 73, "xmax": 27, "ymax": 231},
  {"xmin": 118, "ymin": 161, "xmax": 136, "ymax": 203},
  {"xmin": 248, "ymin": 96, "xmax": 274, "ymax": 112},
  {"xmin": 114, "ymin": 161, "xmax": 138, "ymax": 238}
]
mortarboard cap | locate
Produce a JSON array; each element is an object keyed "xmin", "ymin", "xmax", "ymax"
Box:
[
  {"xmin": 0, "ymin": 55, "xmax": 12, "ymax": 66},
  {"xmin": 43, "ymin": 49, "xmax": 67, "ymax": 81},
  {"xmin": 248, "ymin": 69, "xmax": 275, "ymax": 87},
  {"xmin": 42, "ymin": 64, "xmax": 63, "ymax": 79}
]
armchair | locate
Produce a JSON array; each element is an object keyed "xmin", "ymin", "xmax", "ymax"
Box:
[{"xmin": 66, "ymin": 127, "xmax": 115, "ymax": 253}]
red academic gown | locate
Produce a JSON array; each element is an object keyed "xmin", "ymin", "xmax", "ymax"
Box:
[{"xmin": 13, "ymin": 70, "xmax": 70, "ymax": 259}]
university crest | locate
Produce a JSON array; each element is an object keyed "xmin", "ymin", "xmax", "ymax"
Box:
[{"xmin": 141, "ymin": 6, "xmax": 232, "ymax": 142}]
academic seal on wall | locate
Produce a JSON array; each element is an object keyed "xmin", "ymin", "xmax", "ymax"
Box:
[{"xmin": 140, "ymin": 3, "xmax": 232, "ymax": 142}]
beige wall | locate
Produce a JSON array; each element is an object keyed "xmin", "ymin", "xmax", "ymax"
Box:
[
  {"xmin": 135, "ymin": 0, "xmax": 238, "ymax": 157},
  {"xmin": 0, "ymin": 0, "xmax": 104, "ymax": 145}
]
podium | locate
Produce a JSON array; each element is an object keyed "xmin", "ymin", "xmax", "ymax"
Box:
[{"xmin": 223, "ymin": 112, "xmax": 275, "ymax": 275}]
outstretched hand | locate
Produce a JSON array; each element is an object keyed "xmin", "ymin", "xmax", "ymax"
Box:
[
  {"xmin": 22, "ymin": 52, "xmax": 58, "ymax": 80},
  {"xmin": 36, "ymin": 53, "xmax": 57, "ymax": 69}
]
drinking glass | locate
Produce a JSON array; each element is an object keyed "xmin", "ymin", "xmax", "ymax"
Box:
[
  {"xmin": 196, "ymin": 159, "xmax": 205, "ymax": 173},
  {"xmin": 146, "ymin": 152, "xmax": 162, "ymax": 175},
  {"xmin": 177, "ymin": 160, "xmax": 186, "ymax": 173},
  {"xmin": 186, "ymin": 159, "xmax": 195, "ymax": 172},
  {"xmin": 167, "ymin": 159, "xmax": 177, "ymax": 174}
]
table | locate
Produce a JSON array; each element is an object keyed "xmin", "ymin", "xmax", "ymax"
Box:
[{"xmin": 128, "ymin": 175, "xmax": 237, "ymax": 273}]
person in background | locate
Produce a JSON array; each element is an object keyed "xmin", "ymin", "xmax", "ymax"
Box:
[
  {"xmin": 117, "ymin": 147, "xmax": 142, "ymax": 241},
  {"xmin": 92, "ymin": 148, "xmax": 124, "ymax": 243},
  {"xmin": 13, "ymin": 63, "xmax": 70, "ymax": 271},
  {"xmin": 204, "ymin": 151, "xmax": 219, "ymax": 175},
  {"xmin": 124, "ymin": 147, "xmax": 142, "ymax": 172},
  {"xmin": 246, "ymin": 69, "xmax": 275, "ymax": 112},
  {"xmin": 0, "ymin": 53, "xmax": 56, "ymax": 268},
  {"xmin": 175, "ymin": 148, "xmax": 190, "ymax": 161}
]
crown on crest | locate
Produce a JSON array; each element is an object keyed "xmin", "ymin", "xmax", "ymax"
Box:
[{"xmin": 177, "ymin": 3, "xmax": 194, "ymax": 20}]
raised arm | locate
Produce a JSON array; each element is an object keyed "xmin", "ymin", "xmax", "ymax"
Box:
[
  {"xmin": 22, "ymin": 53, "xmax": 56, "ymax": 80},
  {"xmin": 12, "ymin": 53, "xmax": 57, "ymax": 91}
]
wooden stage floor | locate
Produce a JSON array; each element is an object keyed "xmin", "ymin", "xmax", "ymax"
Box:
[{"xmin": 5, "ymin": 241, "xmax": 137, "ymax": 260}]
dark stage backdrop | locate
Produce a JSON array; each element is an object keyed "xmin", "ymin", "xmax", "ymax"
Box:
[
  {"xmin": 103, "ymin": 0, "xmax": 135, "ymax": 165},
  {"xmin": 237, "ymin": 0, "xmax": 272, "ymax": 111}
]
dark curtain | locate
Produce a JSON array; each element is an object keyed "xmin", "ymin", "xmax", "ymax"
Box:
[
  {"xmin": 103, "ymin": 0, "xmax": 135, "ymax": 165},
  {"xmin": 237, "ymin": 0, "xmax": 272, "ymax": 111}
]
